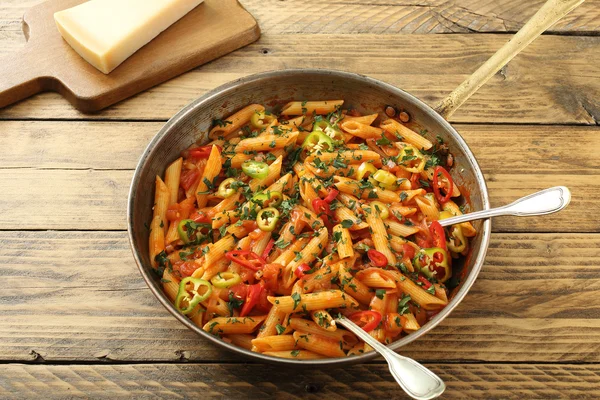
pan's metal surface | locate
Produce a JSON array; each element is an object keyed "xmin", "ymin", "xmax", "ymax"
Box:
[{"xmin": 127, "ymin": 69, "xmax": 491, "ymax": 366}]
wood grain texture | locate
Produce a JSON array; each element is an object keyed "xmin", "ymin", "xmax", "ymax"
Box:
[
  {"xmin": 0, "ymin": 35, "xmax": 598, "ymax": 124},
  {"xmin": 1, "ymin": 231, "xmax": 598, "ymax": 363},
  {"xmin": 0, "ymin": 168, "xmax": 596, "ymax": 232},
  {"xmin": 2, "ymin": 0, "xmax": 599, "ymax": 37},
  {"xmin": 1, "ymin": 363, "xmax": 600, "ymax": 399},
  {"xmin": 0, "ymin": 0, "xmax": 260, "ymax": 111}
]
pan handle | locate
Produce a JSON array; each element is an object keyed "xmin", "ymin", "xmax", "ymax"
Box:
[{"xmin": 434, "ymin": 0, "xmax": 584, "ymax": 120}]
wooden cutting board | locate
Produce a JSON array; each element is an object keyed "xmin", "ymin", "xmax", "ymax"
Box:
[{"xmin": 0, "ymin": 0, "xmax": 260, "ymax": 112}]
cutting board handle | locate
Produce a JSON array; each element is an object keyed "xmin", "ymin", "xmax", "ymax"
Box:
[{"xmin": 0, "ymin": 47, "xmax": 48, "ymax": 109}]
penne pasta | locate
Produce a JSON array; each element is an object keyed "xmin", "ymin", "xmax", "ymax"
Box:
[
  {"xmin": 268, "ymin": 290, "xmax": 359, "ymax": 313},
  {"xmin": 152, "ymin": 100, "xmax": 474, "ymax": 360},
  {"xmin": 380, "ymin": 118, "xmax": 433, "ymax": 150},
  {"xmin": 280, "ymin": 100, "xmax": 344, "ymax": 116},
  {"xmin": 209, "ymin": 104, "xmax": 265, "ymax": 139}
]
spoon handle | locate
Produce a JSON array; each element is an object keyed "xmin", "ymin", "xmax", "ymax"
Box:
[
  {"xmin": 438, "ymin": 186, "xmax": 571, "ymax": 228},
  {"xmin": 335, "ymin": 316, "xmax": 445, "ymax": 400}
]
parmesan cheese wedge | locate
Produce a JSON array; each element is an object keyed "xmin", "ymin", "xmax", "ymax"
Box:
[{"xmin": 54, "ymin": 0, "xmax": 205, "ymax": 74}]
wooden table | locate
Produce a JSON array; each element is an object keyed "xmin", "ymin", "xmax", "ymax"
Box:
[{"xmin": 1, "ymin": 1, "xmax": 599, "ymax": 398}]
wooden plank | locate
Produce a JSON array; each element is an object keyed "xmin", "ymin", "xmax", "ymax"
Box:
[
  {"xmin": 2, "ymin": 0, "xmax": 599, "ymax": 38},
  {"xmin": 0, "ymin": 35, "xmax": 598, "ymax": 124},
  {"xmin": 1, "ymin": 231, "xmax": 599, "ymax": 363},
  {"xmin": 0, "ymin": 168, "xmax": 596, "ymax": 232},
  {"xmin": 1, "ymin": 363, "xmax": 600, "ymax": 399},
  {"xmin": 2, "ymin": 121, "xmax": 599, "ymax": 173},
  {"xmin": 0, "ymin": 120, "xmax": 161, "ymax": 169}
]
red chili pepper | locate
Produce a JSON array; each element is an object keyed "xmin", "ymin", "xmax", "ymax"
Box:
[
  {"xmin": 429, "ymin": 221, "xmax": 447, "ymax": 250},
  {"xmin": 261, "ymin": 238, "xmax": 275, "ymax": 260},
  {"xmin": 240, "ymin": 283, "xmax": 263, "ymax": 317},
  {"xmin": 294, "ymin": 263, "xmax": 311, "ymax": 279},
  {"xmin": 410, "ymin": 173, "xmax": 421, "ymax": 190},
  {"xmin": 189, "ymin": 145, "xmax": 223, "ymax": 159},
  {"xmin": 312, "ymin": 198, "xmax": 334, "ymax": 230},
  {"xmin": 349, "ymin": 310, "xmax": 382, "ymax": 332},
  {"xmin": 225, "ymin": 250, "xmax": 266, "ymax": 271},
  {"xmin": 417, "ymin": 275, "xmax": 432, "ymax": 289},
  {"xmin": 432, "ymin": 166, "xmax": 454, "ymax": 204},
  {"xmin": 323, "ymin": 188, "xmax": 339, "ymax": 204},
  {"xmin": 402, "ymin": 244, "xmax": 415, "ymax": 260},
  {"xmin": 180, "ymin": 169, "xmax": 200, "ymax": 191},
  {"xmin": 367, "ymin": 249, "xmax": 388, "ymax": 267}
]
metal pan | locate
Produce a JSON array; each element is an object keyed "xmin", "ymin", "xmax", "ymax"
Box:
[{"xmin": 127, "ymin": 0, "xmax": 582, "ymax": 366}]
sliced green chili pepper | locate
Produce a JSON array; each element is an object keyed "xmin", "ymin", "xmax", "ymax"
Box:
[
  {"xmin": 313, "ymin": 117, "xmax": 344, "ymax": 142},
  {"xmin": 251, "ymin": 190, "xmax": 283, "ymax": 208},
  {"xmin": 250, "ymin": 111, "xmax": 276, "ymax": 129},
  {"xmin": 217, "ymin": 178, "xmax": 237, "ymax": 199},
  {"xmin": 438, "ymin": 211, "xmax": 467, "ymax": 253},
  {"xmin": 256, "ymin": 207, "xmax": 281, "ymax": 232},
  {"xmin": 446, "ymin": 225, "xmax": 467, "ymax": 253},
  {"xmin": 175, "ymin": 277, "xmax": 212, "ymax": 314},
  {"xmin": 302, "ymin": 131, "xmax": 334, "ymax": 153},
  {"xmin": 177, "ymin": 219, "xmax": 208, "ymax": 244},
  {"xmin": 413, "ymin": 247, "xmax": 451, "ymax": 283},
  {"xmin": 211, "ymin": 272, "xmax": 242, "ymax": 289},
  {"xmin": 242, "ymin": 160, "xmax": 269, "ymax": 179}
]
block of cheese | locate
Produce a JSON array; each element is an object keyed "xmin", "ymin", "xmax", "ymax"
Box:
[{"xmin": 54, "ymin": 0, "xmax": 204, "ymax": 74}]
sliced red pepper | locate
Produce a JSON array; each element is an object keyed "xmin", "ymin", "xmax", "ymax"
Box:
[
  {"xmin": 294, "ymin": 263, "xmax": 311, "ymax": 279},
  {"xmin": 410, "ymin": 173, "xmax": 421, "ymax": 190},
  {"xmin": 189, "ymin": 145, "xmax": 223, "ymax": 159},
  {"xmin": 417, "ymin": 275, "xmax": 432, "ymax": 290},
  {"xmin": 240, "ymin": 283, "xmax": 263, "ymax": 317},
  {"xmin": 312, "ymin": 198, "xmax": 334, "ymax": 230},
  {"xmin": 367, "ymin": 249, "xmax": 388, "ymax": 267},
  {"xmin": 180, "ymin": 169, "xmax": 201, "ymax": 191},
  {"xmin": 225, "ymin": 250, "xmax": 266, "ymax": 271},
  {"xmin": 402, "ymin": 244, "xmax": 416, "ymax": 260},
  {"xmin": 429, "ymin": 221, "xmax": 447, "ymax": 251},
  {"xmin": 261, "ymin": 238, "xmax": 275, "ymax": 260},
  {"xmin": 349, "ymin": 310, "xmax": 382, "ymax": 332},
  {"xmin": 323, "ymin": 188, "xmax": 339, "ymax": 203},
  {"xmin": 432, "ymin": 166, "xmax": 454, "ymax": 204}
]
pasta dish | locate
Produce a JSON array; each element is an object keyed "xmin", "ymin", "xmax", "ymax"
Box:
[{"xmin": 148, "ymin": 100, "xmax": 476, "ymax": 359}]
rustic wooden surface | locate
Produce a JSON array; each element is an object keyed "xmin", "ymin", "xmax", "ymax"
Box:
[
  {"xmin": 0, "ymin": 0, "xmax": 599, "ymax": 399},
  {"xmin": 0, "ymin": 0, "xmax": 259, "ymax": 111}
]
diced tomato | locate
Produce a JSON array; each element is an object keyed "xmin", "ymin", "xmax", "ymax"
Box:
[
  {"xmin": 261, "ymin": 263, "xmax": 281, "ymax": 291},
  {"xmin": 402, "ymin": 244, "xmax": 415, "ymax": 260},
  {"xmin": 189, "ymin": 145, "xmax": 222, "ymax": 159},
  {"xmin": 176, "ymin": 261, "xmax": 198, "ymax": 278},
  {"xmin": 229, "ymin": 283, "xmax": 248, "ymax": 301},
  {"xmin": 180, "ymin": 169, "xmax": 200, "ymax": 191},
  {"xmin": 190, "ymin": 210, "xmax": 210, "ymax": 224}
]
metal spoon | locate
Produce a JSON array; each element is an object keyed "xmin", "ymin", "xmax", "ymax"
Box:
[
  {"xmin": 336, "ymin": 315, "xmax": 445, "ymax": 400},
  {"xmin": 438, "ymin": 186, "xmax": 571, "ymax": 227}
]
